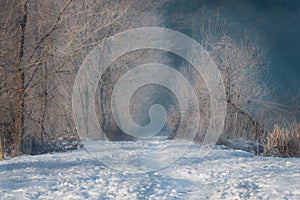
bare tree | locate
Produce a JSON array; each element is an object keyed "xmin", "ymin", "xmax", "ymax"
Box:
[
  {"xmin": 164, "ymin": 6, "xmax": 270, "ymax": 143},
  {"xmin": 0, "ymin": 0, "xmax": 167, "ymax": 157},
  {"xmin": 209, "ymin": 35, "xmax": 269, "ymax": 140}
]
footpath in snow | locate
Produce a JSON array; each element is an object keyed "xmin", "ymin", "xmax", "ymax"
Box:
[{"xmin": 0, "ymin": 138, "xmax": 299, "ymax": 200}]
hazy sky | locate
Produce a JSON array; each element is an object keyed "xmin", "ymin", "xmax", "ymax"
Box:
[
  {"xmin": 167, "ymin": 0, "xmax": 300, "ymax": 98},
  {"xmin": 236, "ymin": 0, "xmax": 300, "ymax": 95}
]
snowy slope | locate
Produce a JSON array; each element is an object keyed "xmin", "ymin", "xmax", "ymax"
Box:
[{"xmin": 0, "ymin": 139, "xmax": 299, "ymax": 200}]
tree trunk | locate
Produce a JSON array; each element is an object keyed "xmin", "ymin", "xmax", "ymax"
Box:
[
  {"xmin": 13, "ymin": 0, "xmax": 27, "ymax": 157},
  {"xmin": 0, "ymin": 133, "xmax": 3, "ymax": 161},
  {"xmin": 227, "ymin": 100, "xmax": 265, "ymax": 141}
]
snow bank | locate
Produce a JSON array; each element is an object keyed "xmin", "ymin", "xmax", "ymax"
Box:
[{"xmin": 0, "ymin": 139, "xmax": 299, "ymax": 199}]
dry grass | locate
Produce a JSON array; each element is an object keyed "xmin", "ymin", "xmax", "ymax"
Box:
[{"xmin": 263, "ymin": 123, "xmax": 300, "ymax": 157}]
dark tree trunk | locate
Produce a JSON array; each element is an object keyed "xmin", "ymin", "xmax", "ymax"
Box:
[{"xmin": 13, "ymin": 0, "xmax": 27, "ymax": 157}]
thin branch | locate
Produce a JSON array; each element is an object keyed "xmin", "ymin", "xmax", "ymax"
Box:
[
  {"xmin": 24, "ymin": 55, "xmax": 70, "ymax": 94},
  {"xmin": 25, "ymin": 0, "xmax": 73, "ymax": 68}
]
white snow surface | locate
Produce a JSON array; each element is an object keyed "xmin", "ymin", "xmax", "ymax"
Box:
[{"xmin": 0, "ymin": 138, "xmax": 300, "ymax": 200}]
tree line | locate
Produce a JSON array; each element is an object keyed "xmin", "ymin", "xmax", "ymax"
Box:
[{"xmin": 1, "ymin": 0, "xmax": 289, "ymax": 160}]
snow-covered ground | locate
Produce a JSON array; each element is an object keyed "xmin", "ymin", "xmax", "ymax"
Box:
[{"xmin": 0, "ymin": 138, "xmax": 300, "ymax": 200}]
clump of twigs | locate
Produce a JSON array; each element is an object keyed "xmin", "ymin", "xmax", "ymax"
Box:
[{"xmin": 263, "ymin": 123, "xmax": 300, "ymax": 157}]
